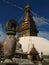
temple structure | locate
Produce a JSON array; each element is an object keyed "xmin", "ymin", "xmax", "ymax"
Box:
[
  {"xmin": 19, "ymin": 5, "xmax": 40, "ymax": 61},
  {"xmin": 0, "ymin": 5, "xmax": 41, "ymax": 63},
  {"xmin": 20, "ymin": 5, "xmax": 38, "ymax": 37},
  {"xmin": 3, "ymin": 19, "xmax": 18, "ymax": 59},
  {"xmin": 29, "ymin": 44, "xmax": 40, "ymax": 61}
]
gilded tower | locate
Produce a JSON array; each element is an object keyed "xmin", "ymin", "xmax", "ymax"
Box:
[{"xmin": 20, "ymin": 5, "xmax": 38, "ymax": 37}]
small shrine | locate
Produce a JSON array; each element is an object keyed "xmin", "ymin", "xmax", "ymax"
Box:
[{"xmin": 29, "ymin": 44, "xmax": 40, "ymax": 61}]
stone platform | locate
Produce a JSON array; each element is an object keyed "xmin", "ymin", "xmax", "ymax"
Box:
[
  {"xmin": 0, "ymin": 63, "xmax": 18, "ymax": 65},
  {"xmin": 0, "ymin": 63, "xmax": 34, "ymax": 65},
  {"xmin": 0, "ymin": 58, "xmax": 34, "ymax": 65}
]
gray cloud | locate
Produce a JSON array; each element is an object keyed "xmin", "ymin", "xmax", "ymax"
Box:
[
  {"xmin": 38, "ymin": 31, "xmax": 49, "ymax": 40},
  {"xmin": 33, "ymin": 16, "xmax": 49, "ymax": 27}
]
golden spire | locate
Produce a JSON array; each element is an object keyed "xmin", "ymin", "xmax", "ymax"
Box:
[
  {"xmin": 23, "ymin": 4, "xmax": 33, "ymax": 22},
  {"xmin": 20, "ymin": 5, "xmax": 38, "ymax": 36},
  {"xmin": 25, "ymin": 4, "xmax": 31, "ymax": 12}
]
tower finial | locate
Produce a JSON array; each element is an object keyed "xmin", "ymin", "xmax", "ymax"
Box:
[{"xmin": 25, "ymin": 5, "xmax": 31, "ymax": 12}]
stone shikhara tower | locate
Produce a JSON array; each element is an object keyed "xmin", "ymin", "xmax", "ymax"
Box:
[
  {"xmin": 3, "ymin": 19, "xmax": 18, "ymax": 59},
  {"xmin": 20, "ymin": 5, "xmax": 38, "ymax": 37}
]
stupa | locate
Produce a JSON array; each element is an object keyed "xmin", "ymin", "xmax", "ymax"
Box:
[
  {"xmin": 19, "ymin": 5, "xmax": 40, "ymax": 61},
  {"xmin": 3, "ymin": 19, "xmax": 18, "ymax": 59}
]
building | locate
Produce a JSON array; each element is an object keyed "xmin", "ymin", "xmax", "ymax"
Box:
[
  {"xmin": 28, "ymin": 44, "xmax": 40, "ymax": 61},
  {"xmin": 19, "ymin": 5, "xmax": 40, "ymax": 61}
]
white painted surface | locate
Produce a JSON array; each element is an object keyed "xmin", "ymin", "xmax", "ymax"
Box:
[{"xmin": 19, "ymin": 36, "xmax": 49, "ymax": 55}]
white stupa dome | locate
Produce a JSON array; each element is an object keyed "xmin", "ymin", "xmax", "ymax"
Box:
[{"xmin": 19, "ymin": 36, "xmax": 49, "ymax": 55}]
